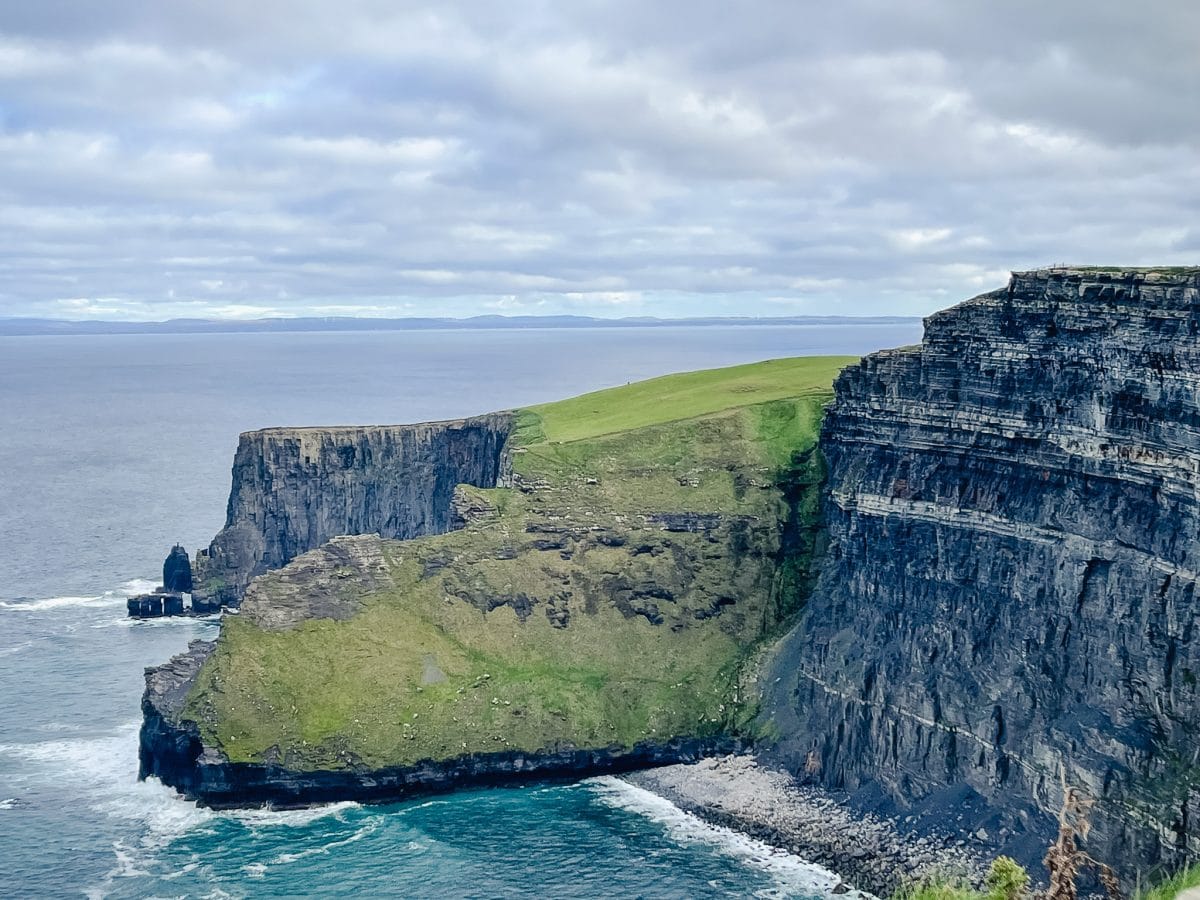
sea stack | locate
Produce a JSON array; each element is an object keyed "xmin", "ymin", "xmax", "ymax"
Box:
[{"xmin": 163, "ymin": 544, "xmax": 193, "ymax": 594}]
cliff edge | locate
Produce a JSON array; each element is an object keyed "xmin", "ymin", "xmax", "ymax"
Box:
[
  {"xmin": 761, "ymin": 267, "xmax": 1200, "ymax": 880},
  {"xmin": 191, "ymin": 413, "xmax": 514, "ymax": 610},
  {"xmin": 140, "ymin": 357, "xmax": 851, "ymax": 806}
]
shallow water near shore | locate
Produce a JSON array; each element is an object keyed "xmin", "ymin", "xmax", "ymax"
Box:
[{"xmin": 0, "ymin": 324, "xmax": 918, "ymax": 898}]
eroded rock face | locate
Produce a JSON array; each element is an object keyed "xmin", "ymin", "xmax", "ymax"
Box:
[
  {"xmin": 139, "ymin": 640, "xmax": 213, "ymax": 789},
  {"xmin": 238, "ymin": 534, "xmax": 390, "ymax": 631},
  {"xmin": 162, "ymin": 544, "xmax": 193, "ymax": 594},
  {"xmin": 762, "ymin": 268, "xmax": 1200, "ymax": 879},
  {"xmin": 191, "ymin": 413, "xmax": 514, "ymax": 608}
]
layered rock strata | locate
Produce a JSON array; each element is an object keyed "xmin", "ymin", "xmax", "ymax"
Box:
[
  {"xmin": 761, "ymin": 267, "xmax": 1200, "ymax": 880},
  {"xmin": 191, "ymin": 413, "xmax": 513, "ymax": 609}
]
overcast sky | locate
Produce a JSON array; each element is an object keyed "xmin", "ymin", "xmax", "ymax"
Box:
[{"xmin": 0, "ymin": 1, "xmax": 1196, "ymax": 320}]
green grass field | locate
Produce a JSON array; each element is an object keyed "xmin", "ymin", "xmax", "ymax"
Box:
[
  {"xmin": 183, "ymin": 356, "xmax": 853, "ymax": 769},
  {"xmin": 517, "ymin": 356, "xmax": 854, "ymax": 445}
]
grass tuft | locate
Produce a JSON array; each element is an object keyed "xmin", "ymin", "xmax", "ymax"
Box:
[{"xmin": 1136, "ymin": 863, "xmax": 1200, "ymax": 900}]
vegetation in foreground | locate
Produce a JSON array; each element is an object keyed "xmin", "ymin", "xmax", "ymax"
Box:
[
  {"xmin": 893, "ymin": 786, "xmax": 1196, "ymax": 900},
  {"xmin": 183, "ymin": 356, "xmax": 853, "ymax": 770},
  {"xmin": 893, "ymin": 858, "xmax": 1029, "ymax": 900},
  {"xmin": 1135, "ymin": 864, "xmax": 1200, "ymax": 900},
  {"xmin": 895, "ymin": 860, "xmax": 1200, "ymax": 900}
]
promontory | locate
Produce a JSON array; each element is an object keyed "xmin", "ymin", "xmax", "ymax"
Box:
[{"xmin": 140, "ymin": 266, "xmax": 1200, "ymax": 889}]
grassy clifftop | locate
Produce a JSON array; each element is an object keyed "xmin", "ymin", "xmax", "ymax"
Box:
[{"xmin": 182, "ymin": 356, "xmax": 853, "ymax": 771}]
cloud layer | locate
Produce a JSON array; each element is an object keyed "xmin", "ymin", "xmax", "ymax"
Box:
[{"xmin": 1, "ymin": 1, "xmax": 1196, "ymax": 318}]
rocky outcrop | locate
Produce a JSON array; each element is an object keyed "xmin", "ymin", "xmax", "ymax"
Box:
[
  {"xmin": 236, "ymin": 534, "xmax": 389, "ymax": 631},
  {"xmin": 138, "ymin": 636, "xmax": 742, "ymax": 808},
  {"xmin": 139, "ymin": 640, "xmax": 212, "ymax": 784},
  {"xmin": 191, "ymin": 413, "xmax": 514, "ymax": 609},
  {"xmin": 761, "ymin": 267, "xmax": 1200, "ymax": 881},
  {"xmin": 162, "ymin": 544, "xmax": 193, "ymax": 594}
]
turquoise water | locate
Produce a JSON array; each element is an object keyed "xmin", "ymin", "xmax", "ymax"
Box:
[{"xmin": 0, "ymin": 325, "xmax": 918, "ymax": 898}]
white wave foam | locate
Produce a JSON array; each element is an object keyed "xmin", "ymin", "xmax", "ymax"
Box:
[
  {"xmin": 111, "ymin": 841, "xmax": 150, "ymax": 878},
  {"xmin": 0, "ymin": 595, "xmax": 121, "ymax": 612},
  {"xmin": 160, "ymin": 858, "xmax": 201, "ymax": 881},
  {"xmin": 229, "ymin": 799, "xmax": 361, "ymax": 829},
  {"xmin": 1, "ymin": 576, "xmax": 160, "ymax": 614},
  {"xmin": 243, "ymin": 862, "xmax": 267, "ymax": 879},
  {"xmin": 271, "ymin": 817, "xmax": 381, "ymax": 865},
  {"xmin": 407, "ymin": 798, "xmax": 448, "ymax": 810},
  {"xmin": 12, "ymin": 722, "xmax": 219, "ymax": 900},
  {"xmin": 0, "ymin": 721, "xmax": 213, "ymax": 844},
  {"xmin": 587, "ymin": 776, "xmax": 868, "ymax": 899},
  {"xmin": 0, "ymin": 639, "xmax": 34, "ymax": 655},
  {"xmin": 119, "ymin": 578, "xmax": 159, "ymax": 596},
  {"xmin": 93, "ymin": 614, "xmax": 222, "ymax": 631},
  {"xmin": 0, "ymin": 798, "xmax": 19, "ymax": 810}
]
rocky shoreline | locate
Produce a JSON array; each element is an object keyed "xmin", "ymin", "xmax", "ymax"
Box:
[{"xmin": 624, "ymin": 755, "xmax": 988, "ymax": 897}]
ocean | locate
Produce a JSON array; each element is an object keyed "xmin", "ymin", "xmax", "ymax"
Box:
[{"xmin": 0, "ymin": 323, "xmax": 920, "ymax": 899}]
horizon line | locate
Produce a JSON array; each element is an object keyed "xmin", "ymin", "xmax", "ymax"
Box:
[{"xmin": 0, "ymin": 311, "xmax": 924, "ymax": 336}]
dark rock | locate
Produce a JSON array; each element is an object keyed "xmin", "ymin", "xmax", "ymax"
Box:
[
  {"xmin": 162, "ymin": 544, "xmax": 193, "ymax": 594},
  {"xmin": 127, "ymin": 590, "xmax": 185, "ymax": 618},
  {"xmin": 127, "ymin": 595, "xmax": 163, "ymax": 618},
  {"xmin": 761, "ymin": 267, "xmax": 1200, "ymax": 883},
  {"xmin": 645, "ymin": 512, "xmax": 724, "ymax": 533},
  {"xmin": 191, "ymin": 413, "xmax": 514, "ymax": 608}
]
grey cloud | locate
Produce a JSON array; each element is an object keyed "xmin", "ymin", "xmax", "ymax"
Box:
[{"xmin": 0, "ymin": 1, "xmax": 1195, "ymax": 319}]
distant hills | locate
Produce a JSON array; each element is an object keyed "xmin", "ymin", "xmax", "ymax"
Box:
[{"xmin": 0, "ymin": 314, "xmax": 919, "ymax": 336}]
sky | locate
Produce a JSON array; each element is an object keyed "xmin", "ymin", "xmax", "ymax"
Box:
[{"xmin": 0, "ymin": 1, "xmax": 1196, "ymax": 321}]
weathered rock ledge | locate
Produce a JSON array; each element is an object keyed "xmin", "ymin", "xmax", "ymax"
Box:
[{"xmin": 139, "ymin": 640, "xmax": 742, "ymax": 809}]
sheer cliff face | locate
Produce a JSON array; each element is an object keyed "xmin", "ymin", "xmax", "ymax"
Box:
[
  {"xmin": 762, "ymin": 268, "xmax": 1200, "ymax": 876},
  {"xmin": 193, "ymin": 413, "xmax": 513, "ymax": 607}
]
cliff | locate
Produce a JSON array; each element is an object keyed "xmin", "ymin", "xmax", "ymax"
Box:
[
  {"xmin": 140, "ymin": 357, "xmax": 852, "ymax": 805},
  {"xmin": 761, "ymin": 267, "xmax": 1200, "ymax": 880},
  {"xmin": 191, "ymin": 413, "xmax": 513, "ymax": 609}
]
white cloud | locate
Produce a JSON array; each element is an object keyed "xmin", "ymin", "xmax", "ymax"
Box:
[{"xmin": 0, "ymin": 0, "xmax": 1195, "ymax": 320}]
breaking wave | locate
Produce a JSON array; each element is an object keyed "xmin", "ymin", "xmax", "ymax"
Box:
[
  {"xmin": 587, "ymin": 776, "xmax": 857, "ymax": 899},
  {"xmin": 0, "ymin": 577, "xmax": 158, "ymax": 613}
]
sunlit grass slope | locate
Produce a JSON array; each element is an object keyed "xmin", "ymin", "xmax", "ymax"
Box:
[
  {"xmin": 184, "ymin": 356, "xmax": 853, "ymax": 770},
  {"xmin": 519, "ymin": 356, "xmax": 853, "ymax": 444}
]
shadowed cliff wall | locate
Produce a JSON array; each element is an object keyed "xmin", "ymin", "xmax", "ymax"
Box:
[
  {"xmin": 762, "ymin": 267, "xmax": 1200, "ymax": 879},
  {"xmin": 192, "ymin": 412, "xmax": 513, "ymax": 608}
]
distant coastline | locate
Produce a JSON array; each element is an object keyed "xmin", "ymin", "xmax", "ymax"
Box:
[{"xmin": 0, "ymin": 314, "xmax": 920, "ymax": 337}]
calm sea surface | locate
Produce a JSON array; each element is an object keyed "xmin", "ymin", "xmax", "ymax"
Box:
[{"xmin": 0, "ymin": 324, "xmax": 920, "ymax": 898}]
